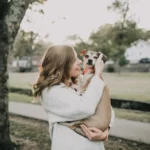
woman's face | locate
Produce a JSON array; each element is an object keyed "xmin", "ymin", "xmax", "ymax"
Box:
[{"xmin": 69, "ymin": 49, "xmax": 82, "ymax": 78}]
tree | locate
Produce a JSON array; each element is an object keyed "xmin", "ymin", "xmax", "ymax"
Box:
[
  {"xmin": 89, "ymin": 21, "xmax": 150, "ymax": 60},
  {"xmin": 119, "ymin": 55, "xmax": 129, "ymax": 66},
  {"xmin": 118, "ymin": 55, "xmax": 129, "ymax": 74},
  {"xmin": 66, "ymin": 34, "xmax": 83, "ymax": 43},
  {"xmin": 74, "ymin": 42, "xmax": 93, "ymax": 60},
  {"xmin": 89, "ymin": 24, "xmax": 115, "ymax": 57},
  {"xmin": 13, "ymin": 30, "xmax": 50, "ymax": 57},
  {"xmin": 13, "ymin": 30, "xmax": 38, "ymax": 57},
  {"xmin": 107, "ymin": 0, "xmax": 150, "ymax": 61},
  {"xmin": 86, "ymin": 0, "xmax": 150, "ymax": 60},
  {"xmin": 107, "ymin": 0, "xmax": 130, "ymax": 29},
  {"xmin": 0, "ymin": 0, "xmax": 46, "ymax": 149}
]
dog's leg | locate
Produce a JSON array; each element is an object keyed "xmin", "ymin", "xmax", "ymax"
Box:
[
  {"xmin": 59, "ymin": 121, "xmax": 83, "ymax": 130},
  {"xmin": 74, "ymin": 127, "xmax": 87, "ymax": 137}
]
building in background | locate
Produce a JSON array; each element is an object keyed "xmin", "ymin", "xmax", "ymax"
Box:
[
  {"xmin": 125, "ymin": 40, "xmax": 150, "ymax": 64},
  {"xmin": 11, "ymin": 55, "xmax": 41, "ymax": 72}
]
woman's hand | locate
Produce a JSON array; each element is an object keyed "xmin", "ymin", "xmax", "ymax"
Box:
[
  {"xmin": 95, "ymin": 54, "xmax": 105, "ymax": 78},
  {"xmin": 80, "ymin": 124, "xmax": 109, "ymax": 141}
]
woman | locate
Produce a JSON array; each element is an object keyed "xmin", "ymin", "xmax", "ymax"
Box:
[{"xmin": 34, "ymin": 45, "xmax": 114, "ymax": 150}]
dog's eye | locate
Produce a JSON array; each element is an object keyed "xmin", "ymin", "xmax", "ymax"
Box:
[
  {"xmin": 97, "ymin": 53, "xmax": 100, "ymax": 56},
  {"xmin": 85, "ymin": 55, "xmax": 89, "ymax": 58},
  {"xmin": 94, "ymin": 56, "xmax": 98, "ymax": 59}
]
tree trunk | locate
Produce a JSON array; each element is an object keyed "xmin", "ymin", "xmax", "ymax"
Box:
[
  {"xmin": 0, "ymin": 23, "xmax": 14, "ymax": 150},
  {"xmin": 0, "ymin": 0, "xmax": 35, "ymax": 149},
  {"xmin": 0, "ymin": 1, "xmax": 13, "ymax": 148}
]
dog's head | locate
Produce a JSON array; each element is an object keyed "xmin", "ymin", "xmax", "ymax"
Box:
[{"xmin": 79, "ymin": 49, "xmax": 108, "ymax": 69}]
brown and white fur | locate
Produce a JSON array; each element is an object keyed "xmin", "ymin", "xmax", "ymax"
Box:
[{"xmin": 60, "ymin": 50, "xmax": 112, "ymax": 137}]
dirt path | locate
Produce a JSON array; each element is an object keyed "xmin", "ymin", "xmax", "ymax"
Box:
[{"xmin": 10, "ymin": 115, "xmax": 150, "ymax": 150}]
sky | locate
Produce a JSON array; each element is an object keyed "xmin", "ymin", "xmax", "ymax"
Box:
[{"xmin": 21, "ymin": 0, "xmax": 150, "ymax": 44}]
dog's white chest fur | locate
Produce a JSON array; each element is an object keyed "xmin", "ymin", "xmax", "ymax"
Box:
[{"xmin": 71, "ymin": 74, "xmax": 93, "ymax": 95}]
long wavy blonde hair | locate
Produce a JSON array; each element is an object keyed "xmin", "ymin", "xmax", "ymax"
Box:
[{"xmin": 33, "ymin": 45, "xmax": 76, "ymax": 96}]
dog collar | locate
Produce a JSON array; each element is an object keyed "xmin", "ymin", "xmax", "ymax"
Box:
[{"xmin": 82, "ymin": 68, "xmax": 94, "ymax": 75}]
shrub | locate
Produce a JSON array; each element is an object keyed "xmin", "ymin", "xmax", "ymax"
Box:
[{"xmin": 106, "ymin": 65, "xmax": 115, "ymax": 72}]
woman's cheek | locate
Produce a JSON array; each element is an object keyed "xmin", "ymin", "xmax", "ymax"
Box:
[
  {"xmin": 76, "ymin": 69, "xmax": 81, "ymax": 76},
  {"xmin": 72, "ymin": 70, "xmax": 80, "ymax": 77},
  {"xmin": 69, "ymin": 68, "xmax": 76, "ymax": 77}
]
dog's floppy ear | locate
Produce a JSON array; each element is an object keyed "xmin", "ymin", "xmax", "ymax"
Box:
[
  {"xmin": 97, "ymin": 52, "xmax": 101, "ymax": 57},
  {"xmin": 97, "ymin": 51, "xmax": 108, "ymax": 63},
  {"xmin": 79, "ymin": 49, "xmax": 87, "ymax": 56}
]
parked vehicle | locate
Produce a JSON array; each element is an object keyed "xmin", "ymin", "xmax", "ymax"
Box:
[
  {"xmin": 12, "ymin": 56, "xmax": 32, "ymax": 72},
  {"xmin": 139, "ymin": 58, "xmax": 150, "ymax": 64}
]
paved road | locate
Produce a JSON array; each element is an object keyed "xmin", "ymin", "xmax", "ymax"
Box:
[{"xmin": 9, "ymin": 101, "xmax": 150, "ymax": 144}]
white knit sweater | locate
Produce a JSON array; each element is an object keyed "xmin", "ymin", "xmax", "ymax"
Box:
[{"xmin": 41, "ymin": 76, "xmax": 115, "ymax": 150}]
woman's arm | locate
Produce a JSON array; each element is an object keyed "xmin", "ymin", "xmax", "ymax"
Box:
[
  {"xmin": 80, "ymin": 107, "xmax": 115, "ymax": 141},
  {"xmin": 41, "ymin": 76, "xmax": 105, "ymax": 121},
  {"xmin": 80, "ymin": 124, "xmax": 108, "ymax": 141}
]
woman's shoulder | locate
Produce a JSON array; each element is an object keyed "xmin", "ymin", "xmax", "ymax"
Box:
[{"xmin": 42, "ymin": 83, "xmax": 67, "ymax": 96}]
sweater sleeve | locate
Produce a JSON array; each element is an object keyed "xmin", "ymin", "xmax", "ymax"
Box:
[{"xmin": 42, "ymin": 76, "xmax": 105, "ymax": 121}]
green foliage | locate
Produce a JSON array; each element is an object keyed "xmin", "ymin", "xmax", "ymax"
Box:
[
  {"xmin": 119, "ymin": 55, "xmax": 129, "ymax": 66},
  {"xmin": 75, "ymin": 21, "xmax": 150, "ymax": 62},
  {"xmin": 88, "ymin": 22, "xmax": 147, "ymax": 61},
  {"xmin": 66, "ymin": 34, "xmax": 83, "ymax": 42},
  {"xmin": 13, "ymin": 30, "xmax": 51, "ymax": 58},
  {"xmin": 75, "ymin": 0, "xmax": 150, "ymax": 63},
  {"xmin": 107, "ymin": 0, "xmax": 130, "ymax": 30},
  {"xmin": 106, "ymin": 65, "xmax": 115, "ymax": 73},
  {"xmin": 74, "ymin": 42, "xmax": 93, "ymax": 60}
]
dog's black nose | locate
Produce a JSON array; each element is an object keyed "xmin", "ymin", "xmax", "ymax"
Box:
[{"xmin": 88, "ymin": 59, "xmax": 93, "ymax": 64}]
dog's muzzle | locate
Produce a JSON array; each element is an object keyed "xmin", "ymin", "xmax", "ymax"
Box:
[{"xmin": 87, "ymin": 59, "xmax": 93, "ymax": 65}]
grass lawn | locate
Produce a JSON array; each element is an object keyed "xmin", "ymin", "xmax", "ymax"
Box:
[
  {"xmin": 9, "ymin": 93, "xmax": 150, "ymax": 123},
  {"xmin": 9, "ymin": 93, "xmax": 34, "ymax": 103},
  {"xmin": 103, "ymin": 72, "xmax": 150, "ymax": 103},
  {"xmin": 113, "ymin": 108, "xmax": 150, "ymax": 123},
  {"xmin": 9, "ymin": 72, "xmax": 39, "ymax": 89},
  {"xmin": 9, "ymin": 72, "xmax": 150, "ymax": 103},
  {"xmin": 10, "ymin": 115, "xmax": 150, "ymax": 150},
  {"xmin": 102, "ymin": 72, "xmax": 150, "ymax": 103}
]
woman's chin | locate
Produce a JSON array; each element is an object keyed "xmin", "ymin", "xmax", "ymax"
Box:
[
  {"xmin": 72, "ymin": 72, "xmax": 81, "ymax": 78},
  {"xmin": 78, "ymin": 70, "xmax": 82, "ymax": 75}
]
